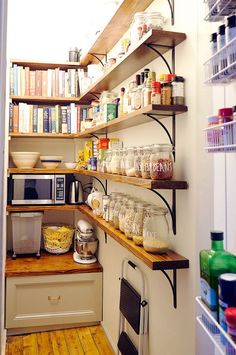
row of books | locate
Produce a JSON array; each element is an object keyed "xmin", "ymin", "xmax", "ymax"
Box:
[
  {"xmin": 10, "ymin": 65, "xmax": 82, "ymax": 98},
  {"xmin": 9, "ymin": 103, "xmax": 88, "ymax": 134}
]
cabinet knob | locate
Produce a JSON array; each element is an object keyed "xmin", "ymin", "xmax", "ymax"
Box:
[{"xmin": 48, "ymin": 295, "xmax": 61, "ymax": 304}]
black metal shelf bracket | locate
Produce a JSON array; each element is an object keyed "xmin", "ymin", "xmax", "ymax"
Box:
[
  {"xmin": 104, "ymin": 232, "xmax": 108, "ymax": 243},
  {"xmin": 150, "ymin": 189, "xmax": 176, "ymax": 235},
  {"xmin": 145, "ymin": 44, "xmax": 172, "ymax": 74},
  {"xmin": 91, "ymin": 176, "xmax": 107, "ymax": 195},
  {"xmin": 90, "ymin": 92, "xmax": 100, "ymax": 100},
  {"xmin": 167, "ymin": 0, "xmax": 175, "ymax": 26},
  {"xmin": 88, "ymin": 53, "xmax": 106, "ymax": 67},
  {"xmin": 90, "ymin": 133, "xmax": 99, "ymax": 139},
  {"xmin": 161, "ymin": 269, "xmax": 177, "ymax": 308}
]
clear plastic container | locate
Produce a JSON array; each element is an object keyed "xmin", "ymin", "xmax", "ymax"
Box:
[
  {"xmin": 146, "ymin": 12, "xmax": 165, "ymax": 30},
  {"xmin": 124, "ymin": 199, "xmax": 136, "ymax": 239},
  {"xmin": 141, "ymin": 145, "xmax": 151, "ymax": 179},
  {"xmin": 110, "ymin": 149, "xmax": 120, "ymax": 174},
  {"xmin": 134, "ymin": 146, "xmax": 143, "ymax": 177},
  {"xmin": 143, "ymin": 206, "xmax": 169, "ymax": 254},
  {"xmin": 125, "ymin": 147, "xmax": 136, "ymax": 177},
  {"xmin": 113, "ymin": 195, "xmax": 123, "ymax": 229},
  {"xmin": 150, "ymin": 144, "xmax": 174, "ymax": 180}
]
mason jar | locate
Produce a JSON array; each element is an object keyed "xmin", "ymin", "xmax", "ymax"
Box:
[
  {"xmin": 150, "ymin": 144, "xmax": 174, "ymax": 180},
  {"xmin": 104, "ymin": 149, "xmax": 112, "ymax": 173},
  {"xmin": 124, "ymin": 199, "xmax": 136, "ymax": 239},
  {"xmin": 125, "ymin": 147, "xmax": 136, "ymax": 177},
  {"xmin": 143, "ymin": 206, "xmax": 170, "ymax": 254},
  {"xmin": 108, "ymin": 193, "xmax": 118, "ymax": 225},
  {"xmin": 140, "ymin": 145, "xmax": 152, "ymax": 179},
  {"xmin": 134, "ymin": 146, "xmax": 143, "ymax": 178},
  {"xmin": 118, "ymin": 196, "xmax": 130, "ymax": 232},
  {"xmin": 130, "ymin": 12, "xmax": 147, "ymax": 46},
  {"xmin": 132, "ymin": 202, "xmax": 145, "ymax": 245},
  {"xmin": 113, "ymin": 195, "xmax": 123, "ymax": 229},
  {"xmin": 110, "ymin": 149, "xmax": 120, "ymax": 174},
  {"xmin": 146, "ymin": 12, "xmax": 165, "ymax": 30}
]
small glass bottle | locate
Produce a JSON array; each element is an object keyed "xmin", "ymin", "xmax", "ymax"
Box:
[
  {"xmin": 161, "ymin": 82, "xmax": 172, "ymax": 105},
  {"xmin": 118, "ymin": 87, "xmax": 125, "ymax": 117},
  {"xmin": 141, "ymin": 68, "xmax": 150, "ymax": 107},
  {"xmin": 143, "ymin": 71, "xmax": 152, "ymax": 107},
  {"xmin": 125, "ymin": 147, "xmax": 136, "ymax": 177},
  {"xmin": 143, "ymin": 206, "xmax": 169, "ymax": 254},
  {"xmin": 151, "ymin": 81, "xmax": 161, "ymax": 104},
  {"xmin": 140, "ymin": 145, "xmax": 151, "ymax": 179},
  {"xmin": 210, "ymin": 32, "xmax": 219, "ymax": 77},
  {"xmin": 134, "ymin": 146, "xmax": 143, "ymax": 177},
  {"xmin": 124, "ymin": 199, "xmax": 136, "ymax": 239},
  {"xmin": 218, "ymin": 24, "xmax": 228, "ymax": 75},
  {"xmin": 105, "ymin": 149, "xmax": 112, "ymax": 173},
  {"xmin": 171, "ymin": 76, "xmax": 185, "ymax": 105},
  {"xmin": 150, "ymin": 144, "xmax": 174, "ymax": 180},
  {"xmin": 132, "ymin": 74, "xmax": 142, "ymax": 110},
  {"xmin": 226, "ymin": 15, "xmax": 236, "ymax": 73}
]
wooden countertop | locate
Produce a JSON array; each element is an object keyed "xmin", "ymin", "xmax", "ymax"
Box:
[{"xmin": 5, "ymin": 251, "xmax": 103, "ymax": 277}]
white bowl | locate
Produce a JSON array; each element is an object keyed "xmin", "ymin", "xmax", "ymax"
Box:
[
  {"xmin": 11, "ymin": 152, "xmax": 40, "ymax": 168},
  {"xmin": 40, "ymin": 155, "xmax": 63, "ymax": 169},
  {"xmin": 64, "ymin": 162, "xmax": 77, "ymax": 169}
]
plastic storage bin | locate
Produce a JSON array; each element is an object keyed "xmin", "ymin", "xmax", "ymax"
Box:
[{"xmin": 11, "ymin": 212, "xmax": 43, "ymax": 259}]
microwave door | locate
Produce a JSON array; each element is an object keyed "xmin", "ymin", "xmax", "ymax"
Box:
[{"xmin": 12, "ymin": 174, "xmax": 55, "ymax": 205}]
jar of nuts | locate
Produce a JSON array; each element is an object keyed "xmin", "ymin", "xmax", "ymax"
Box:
[
  {"xmin": 143, "ymin": 206, "xmax": 170, "ymax": 254},
  {"xmin": 140, "ymin": 145, "xmax": 152, "ymax": 179},
  {"xmin": 150, "ymin": 144, "xmax": 174, "ymax": 180}
]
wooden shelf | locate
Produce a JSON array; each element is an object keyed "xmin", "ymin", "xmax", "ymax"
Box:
[
  {"xmin": 9, "ymin": 104, "xmax": 187, "ymax": 139},
  {"xmin": 77, "ymin": 170, "xmax": 188, "ymax": 190},
  {"xmin": 79, "ymin": 0, "xmax": 154, "ymax": 66},
  {"xmin": 8, "ymin": 168, "xmax": 79, "ymax": 174},
  {"xmin": 78, "ymin": 205, "xmax": 189, "ymax": 271},
  {"xmin": 5, "ymin": 251, "xmax": 103, "ymax": 277},
  {"xmin": 10, "ymin": 59, "xmax": 85, "ymax": 70},
  {"xmin": 6, "ymin": 204, "xmax": 80, "ymax": 212},
  {"xmin": 10, "ymin": 95, "xmax": 82, "ymax": 104},
  {"xmin": 79, "ymin": 29, "xmax": 186, "ymax": 104}
]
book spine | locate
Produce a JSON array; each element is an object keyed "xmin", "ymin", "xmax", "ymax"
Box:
[
  {"xmin": 70, "ymin": 103, "xmax": 75, "ymax": 133},
  {"xmin": 13, "ymin": 64, "xmax": 18, "ymax": 96},
  {"xmin": 76, "ymin": 105, "xmax": 81, "ymax": 133},
  {"xmin": 18, "ymin": 102, "xmax": 24, "ymax": 132},
  {"xmin": 55, "ymin": 68, "xmax": 59, "ymax": 97},
  {"xmin": 58, "ymin": 105, "xmax": 62, "ymax": 133},
  {"xmin": 51, "ymin": 107, "xmax": 56, "ymax": 133},
  {"xmin": 47, "ymin": 69, "xmax": 52, "ymax": 97},
  {"xmin": 13, "ymin": 105, "xmax": 19, "ymax": 133},
  {"xmin": 42, "ymin": 70, "xmax": 48, "ymax": 97},
  {"xmin": 25, "ymin": 67, "xmax": 30, "ymax": 96},
  {"xmin": 9, "ymin": 67, "xmax": 14, "ymax": 96},
  {"xmin": 32, "ymin": 105, "xmax": 38, "ymax": 133},
  {"xmin": 20, "ymin": 68, "xmax": 25, "ymax": 96},
  {"xmin": 48, "ymin": 107, "xmax": 52, "ymax": 133},
  {"xmin": 28, "ymin": 104, "xmax": 33, "ymax": 133},
  {"xmin": 67, "ymin": 106, "xmax": 71, "ymax": 134},
  {"xmin": 29, "ymin": 71, "xmax": 36, "ymax": 96},
  {"xmin": 61, "ymin": 106, "xmax": 67, "ymax": 133},
  {"xmin": 35, "ymin": 70, "xmax": 42, "ymax": 96},
  {"xmin": 17, "ymin": 66, "xmax": 22, "ymax": 96},
  {"xmin": 55, "ymin": 105, "xmax": 59, "ymax": 133},
  {"xmin": 9, "ymin": 103, "xmax": 13, "ymax": 132},
  {"xmin": 70, "ymin": 69, "xmax": 75, "ymax": 97},
  {"xmin": 43, "ymin": 107, "xmax": 50, "ymax": 133},
  {"xmin": 38, "ymin": 107, "xmax": 44, "ymax": 133}
]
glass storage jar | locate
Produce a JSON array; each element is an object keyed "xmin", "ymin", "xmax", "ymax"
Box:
[
  {"xmin": 132, "ymin": 202, "xmax": 145, "ymax": 245},
  {"xmin": 134, "ymin": 146, "xmax": 143, "ymax": 178},
  {"xmin": 130, "ymin": 12, "xmax": 147, "ymax": 46},
  {"xmin": 108, "ymin": 193, "xmax": 118, "ymax": 225},
  {"xmin": 118, "ymin": 195, "xmax": 130, "ymax": 232},
  {"xmin": 110, "ymin": 149, "xmax": 120, "ymax": 174},
  {"xmin": 119, "ymin": 148, "xmax": 126, "ymax": 175},
  {"xmin": 113, "ymin": 195, "xmax": 123, "ymax": 229},
  {"xmin": 125, "ymin": 147, "xmax": 136, "ymax": 177},
  {"xmin": 102, "ymin": 195, "xmax": 110, "ymax": 221},
  {"xmin": 105, "ymin": 149, "xmax": 112, "ymax": 173},
  {"xmin": 143, "ymin": 206, "xmax": 169, "ymax": 254},
  {"xmin": 140, "ymin": 145, "xmax": 152, "ymax": 179},
  {"xmin": 124, "ymin": 199, "xmax": 136, "ymax": 239},
  {"xmin": 146, "ymin": 12, "xmax": 165, "ymax": 30},
  {"xmin": 150, "ymin": 144, "xmax": 174, "ymax": 180}
]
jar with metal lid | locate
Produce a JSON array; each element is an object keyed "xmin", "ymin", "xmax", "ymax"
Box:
[
  {"xmin": 132, "ymin": 202, "xmax": 145, "ymax": 245},
  {"xmin": 143, "ymin": 206, "xmax": 170, "ymax": 254},
  {"xmin": 118, "ymin": 196, "xmax": 130, "ymax": 232},
  {"xmin": 171, "ymin": 76, "xmax": 185, "ymax": 105},
  {"xmin": 102, "ymin": 195, "xmax": 110, "ymax": 221},
  {"xmin": 113, "ymin": 195, "xmax": 123, "ymax": 229},
  {"xmin": 130, "ymin": 12, "xmax": 147, "ymax": 46},
  {"xmin": 146, "ymin": 12, "xmax": 165, "ymax": 30},
  {"xmin": 150, "ymin": 144, "xmax": 174, "ymax": 180},
  {"xmin": 125, "ymin": 147, "xmax": 136, "ymax": 177},
  {"xmin": 124, "ymin": 199, "xmax": 136, "ymax": 239},
  {"xmin": 108, "ymin": 193, "xmax": 118, "ymax": 225},
  {"xmin": 161, "ymin": 82, "xmax": 172, "ymax": 105},
  {"xmin": 134, "ymin": 146, "xmax": 143, "ymax": 177},
  {"xmin": 140, "ymin": 145, "xmax": 152, "ymax": 179},
  {"xmin": 218, "ymin": 108, "xmax": 233, "ymax": 124},
  {"xmin": 110, "ymin": 149, "xmax": 120, "ymax": 174}
]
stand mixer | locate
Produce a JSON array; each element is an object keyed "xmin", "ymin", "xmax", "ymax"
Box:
[{"xmin": 73, "ymin": 219, "xmax": 98, "ymax": 264}]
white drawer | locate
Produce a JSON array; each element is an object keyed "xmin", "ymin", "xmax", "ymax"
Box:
[{"xmin": 6, "ymin": 273, "xmax": 102, "ymax": 328}]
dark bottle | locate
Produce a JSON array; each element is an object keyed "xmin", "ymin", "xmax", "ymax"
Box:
[{"xmin": 199, "ymin": 231, "xmax": 236, "ymax": 320}]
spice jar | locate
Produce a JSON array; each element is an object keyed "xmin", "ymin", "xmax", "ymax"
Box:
[
  {"xmin": 143, "ymin": 206, "xmax": 169, "ymax": 254},
  {"xmin": 132, "ymin": 202, "xmax": 145, "ymax": 245},
  {"xmin": 146, "ymin": 12, "xmax": 165, "ymax": 30},
  {"xmin": 161, "ymin": 82, "xmax": 172, "ymax": 105},
  {"xmin": 151, "ymin": 81, "xmax": 161, "ymax": 104},
  {"xmin": 110, "ymin": 149, "xmax": 120, "ymax": 174},
  {"xmin": 150, "ymin": 144, "xmax": 174, "ymax": 180},
  {"xmin": 218, "ymin": 108, "xmax": 233, "ymax": 124},
  {"xmin": 113, "ymin": 195, "xmax": 123, "ymax": 229},
  {"xmin": 124, "ymin": 199, "xmax": 136, "ymax": 239},
  {"xmin": 125, "ymin": 147, "xmax": 136, "ymax": 177},
  {"xmin": 118, "ymin": 196, "xmax": 130, "ymax": 232},
  {"xmin": 141, "ymin": 145, "xmax": 151, "ymax": 179},
  {"xmin": 134, "ymin": 146, "xmax": 143, "ymax": 177},
  {"xmin": 102, "ymin": 195, "xmax": 110, "ymax": 221},
  {"xmin": 171, "ymin": 76, "xmax": 185, "ymax": 105}
]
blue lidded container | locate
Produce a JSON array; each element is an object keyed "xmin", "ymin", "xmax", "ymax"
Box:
[{"xmin": 219, "ymin": 273, "xmax": 236, "ymax": 331}]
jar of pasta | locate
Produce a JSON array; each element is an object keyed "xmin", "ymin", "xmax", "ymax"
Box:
[{"xmin": 150, "ymin": 144, "xmax": 174, "ymax": 180}]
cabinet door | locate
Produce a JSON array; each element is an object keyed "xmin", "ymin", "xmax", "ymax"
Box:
[{"xmin": 6, "ymin": 273, "xmax": 102, "ymax": 328}]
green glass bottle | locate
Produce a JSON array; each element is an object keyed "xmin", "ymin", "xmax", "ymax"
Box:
[{"xmin": 200, "ymin": 231, "xmax": 236, "ymax": 320}]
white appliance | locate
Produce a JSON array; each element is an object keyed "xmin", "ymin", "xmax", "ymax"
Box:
[{"xmin": 73, "ymin": 219, "xmax": 98, "ymax": 264}]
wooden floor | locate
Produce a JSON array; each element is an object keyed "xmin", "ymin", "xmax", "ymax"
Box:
[{"xmin": 5, "ymin": 325, "xmax": 115, "ymax": 355}]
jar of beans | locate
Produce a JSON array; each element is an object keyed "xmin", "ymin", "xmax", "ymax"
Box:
[{"xmin": 150, "ymin": 144, "xmax": 174, "ymax": 180}]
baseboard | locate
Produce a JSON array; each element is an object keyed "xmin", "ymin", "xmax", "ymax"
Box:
[
  {"xmin": 1, "ymin": 328, "xmax": 6, "ymax": 355},
  {"xmin": 101, "ymin": 321, "xmax": 117, "ymax": 353}
]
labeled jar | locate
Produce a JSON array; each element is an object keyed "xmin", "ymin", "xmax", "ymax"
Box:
[
  {"xmin": 161, "ymin": 82, "xmax": 172, "ymax": 105},
  {"xmin": 146, "ymin": 12, "xmax": 165, "ymax": 30},
  {"xmin": 143, "ymin": 206, "xmax": 169, "ymax": 254},
  {"xmin": 125, "ymin": 147, "xmax": 136, "ymax": 177},
  {"xmin": 124, "ymin": 199, "xmax": 136, "ymax": 239},
  {"xmin": 150, "ymin": 144, "xmax": 174, "ymax": 180},
  {"xmin": 151, "ymin": 81, "xmax": 161, "ymax": 104},
  {"xmin": 171, "ymin": 76, "xmax": 185, "ymax": 105},
  {"xmin": 110, "ymin": 149, "xmax": 120, "ymax": 174},
  {"xmin": 134, "ymin": 146, "xmax": 143, "ymax": 178},
  {"xmin": 140, "ymin": 145, "xmax": 151, "ymax": 179},
  {"xmin": 218, "ymin": 108, "xmax": 233, "ymax": 124}
]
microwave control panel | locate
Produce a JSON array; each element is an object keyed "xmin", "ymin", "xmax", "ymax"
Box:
[{"xmin": 55, "ymin": 176, "xmax": 65, "ymax": 201}]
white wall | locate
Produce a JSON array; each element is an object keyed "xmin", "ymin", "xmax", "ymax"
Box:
[{"xmin": 6, "ymin": 1, "xmax": 214, "ymax": 354}]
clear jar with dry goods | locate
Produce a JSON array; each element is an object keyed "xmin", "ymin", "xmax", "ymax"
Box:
[
  {"xmin": 113, "ymin": 195, "xmax": 123, "ymax": 229},
  {"xmin": 140, "ymin": 145, "xmax": 152, "ymax": 179},
  {"xmin": 118, "ymin": 196, "xmax": 130, "ymax": 233},
  {"xmin": 108, "ymin": 193, "xmax": 118, "ymax": 225},
  {"xmin": 143, "ymin": 206, "xmax": 169, "ymax": 254},
  {"xmin": 150, "ymin": 144, "xmax": 174, "ymax": 180},
  {"xmin": 132, "ymin": 202, "xmax": 145, "ymax": 245},
  {"xmin": 119, "ymin": 148, "xmax": 126, "ymax": 175},
  {"xmin": 171, "ymin": 76, "xmax": 185, "ymax": 105},
  {"xmin": 124, "ymin": 199, "xmax": 136, "ymax": 239},
  {"xmin": 125, "ymin": 147, "xmax": 136, "ymax": 177},
  {"xmin": 146, "ymin": 12, "xmax": 165, "ymax": 30},
  {"xmin": 104, "ymin": 149, "xmax": 112, "ymax": 173},
  {"xmin": 134, "ymin": 146, "xmax": 143, "ymax": 178},
  {"xmin": 161, "ymin": 82, "xmax": 172, "ymax": 105},
  {"xmin": 110, "ymin": 149, "xmax": 120, "ymax": 174}
]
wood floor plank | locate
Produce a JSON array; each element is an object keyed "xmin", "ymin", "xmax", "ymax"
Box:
[
  {"xmin": 37, "ymin": 332, "xmax": 53, "ymax": 355},
  {"xmin": 7, "ymin": 335, "xmax": 23, "ymax": 355},
  {"xmin": 23, "ymin": 334, "xmax": 38, "ymax": 355},
  {"xmin": 63, "ymin": 328, "xmax": 84, "ymax": 355},
  {"xmin": 89, "ymin": 326, "xmax": 115, "ymax": 355},
  {"xmin": 77, "ymin": 327, "xmax": 99, "ymax": 355},
  {"xmin": 50, "ymin": 330, "xmax": 69, "ymax": 355},
  {"xmin": 5, "ymin": 342, "xmax": 8, "ymax": 355}
]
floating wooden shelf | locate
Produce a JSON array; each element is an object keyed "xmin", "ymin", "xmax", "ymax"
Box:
[
  {"xmin": 8, "ymin": 168, "xmax": 78, "ymax": 174},
  {"xmin": 10, "ymin": 59, "xmax": 85, "ymax": 70},
  {"xmin": 10, "ymin": 95, "xmax": 82, "ymax": 104},
  {"xmin": 78, "ymin": 205, "xmax": 189, "ymax": 271},
  {"xmin": 77, "ymin": 170, "xmax": 188, "ymax": 190},
  {"xmin": 6, "ymin": 204, "xmax": 79, "ymax": 212},
  {"xmin": 79, "ymin": 29, "xmax": 186, "ymax": 104},
  {"xmin": 79, "ymin": 0, "xmax": 154, "ymax": 66},
  {"xmin": 9, "ymin": 104, "xmax": 187, "ymax": 139},
  {"xmin": 5, "ymin": 251, "xmax": 103, "ymax": 277}
]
